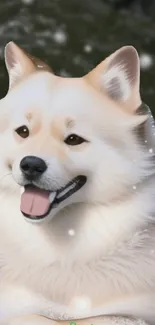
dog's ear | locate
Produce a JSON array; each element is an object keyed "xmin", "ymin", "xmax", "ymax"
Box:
[
  {"xmin": 5, "ymin": 42, "xmax": 53, "ymax": 91},
  {"xmin": 86, "ymin": 46, "xmax": 142, "ymax": 114},
  {"xmin": 5, "ymin": 42, "xmax": 36, "ymax": 90}
]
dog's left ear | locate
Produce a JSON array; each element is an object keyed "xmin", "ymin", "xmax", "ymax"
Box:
[{"xmin": 86, "ymin": 46, "xmax": 141, "ymax": 114}]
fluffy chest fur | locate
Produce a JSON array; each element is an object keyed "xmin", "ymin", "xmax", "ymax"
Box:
[{"xmin": 1, "ymin": 187, "xmax": 155, "ymax": 323}]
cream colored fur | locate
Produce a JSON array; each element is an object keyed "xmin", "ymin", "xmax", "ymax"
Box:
[{"xmin": 0, "ymin": 42, "xmax": 154, "ymax": 325}]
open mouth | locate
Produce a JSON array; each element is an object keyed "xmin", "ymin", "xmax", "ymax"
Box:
[{"xmin": 20, "ymin": 175, "xmax": 87, "ymax": 220}]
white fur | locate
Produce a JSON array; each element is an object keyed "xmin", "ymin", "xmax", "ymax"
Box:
[
  {"xmin": 101, "ymin": 64, "xmax": 131, "ymax": 101},
  {"xmin": 9, "ymin": 63, "xmax": 23, "ymax": 89},
  {"xmin": 0, "ymin": 65, "xmax": 154, "ymax": 325}
]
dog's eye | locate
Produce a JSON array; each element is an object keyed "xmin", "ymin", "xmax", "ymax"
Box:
[
  {"xmin": 15, "ymin": 125, "xmax": 29, "ymax": 139},
  {"xmin": 64, "ymin": 134, "xmax": 86, "ymax": 146}
]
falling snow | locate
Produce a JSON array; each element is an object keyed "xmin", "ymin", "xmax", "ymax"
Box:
[
  {"xmin": 21, "ymin": 0, "xmax": 34, "ymax": 4},
  {"xmin": 53, "ymin": 30, "xmax": 67, "ymax": 44},
  {"xmin": 140, "ymin": 53, "xmax": 153, "ymax": 70},
  {"xmin": 83, "ymin": 44, "xmax": 92, "ymax": 53},
  {"xmin": 68, "ymin": 229, "xmax": 75, "ymax": 236}
]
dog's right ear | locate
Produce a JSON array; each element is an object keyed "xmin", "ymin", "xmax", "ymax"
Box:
[
  {"xmin": 5, "ymin": 42, "xmax": 53, "ymax": 91},
  {"xmin": 5, "ymin": 41, "xmax": 36, "ymax": 91}
]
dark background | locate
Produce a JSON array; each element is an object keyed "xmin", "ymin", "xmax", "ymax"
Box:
[{"xmin": 0, "ymin": 0, "xmax": 155, "ymax": 113}]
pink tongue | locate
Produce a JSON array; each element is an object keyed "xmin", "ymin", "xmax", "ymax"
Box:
[{"xmin": 20, "ymin": 187, "xmax": 51, "ymax": 217}]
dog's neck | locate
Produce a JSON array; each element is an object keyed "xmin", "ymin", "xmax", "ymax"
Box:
[{"xmin": 39, "ymin": 175, "xmax": 155, "ymax": 264}]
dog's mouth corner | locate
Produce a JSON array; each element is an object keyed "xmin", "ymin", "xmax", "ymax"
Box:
[{"xmin": 20, "ymin": 175, "xmax": 87, "ymax": 221}]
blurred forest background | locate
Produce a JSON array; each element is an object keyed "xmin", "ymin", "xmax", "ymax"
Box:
[{"xmin": 0, "ymin": 0, "xmax": 155, "ymax": 113}]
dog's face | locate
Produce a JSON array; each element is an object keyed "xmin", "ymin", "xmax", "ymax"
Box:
[{"xmin": 0, "ymin": 42, "xmax": 148, "ymax": 223}]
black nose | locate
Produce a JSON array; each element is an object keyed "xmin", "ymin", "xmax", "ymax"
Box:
[{"xmin": 20, "ymin": 156, "xmax": 47, "ymax": 180}]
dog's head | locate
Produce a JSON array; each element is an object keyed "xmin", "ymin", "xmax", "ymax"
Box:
[{"xmin": 0, "ymin": 42, "xmax": 152, "ymax": 223}]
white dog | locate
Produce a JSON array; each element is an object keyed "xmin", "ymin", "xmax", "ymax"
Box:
[{"xmin": 0, "ymin": 42, "xmax": 154, "ymax": 325}]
